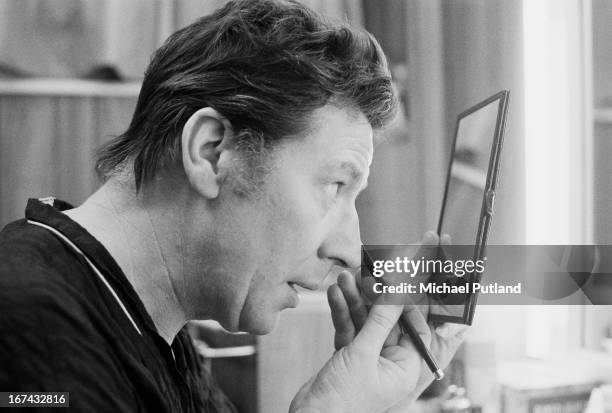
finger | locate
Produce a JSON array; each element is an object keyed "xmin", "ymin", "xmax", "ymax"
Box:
[
  {"xmin": 383, "ymin": 304, "xmax": 434, "ymax": 373},
  {"xmin": 384, "ymin": 300, "xmax": 419, "ymax": 348},
  {"xmin": 428, "ymin": 324, "xmax": 468, "ymax": 374},
  {"xmin": 383, "ymin": 323, "xmax": 403, "ymax": 348},
  {"xmin": 422, "ymin": 230, "xmax": 439, "ymax": 246},
  {"xmin": 359, "ymin": 272, "xmax": 381, "ymax": 305},
  {"xmin": 337, "ymin": 271, "xmax": 368, "ymax": 331},
  {"xmin": 413, "ymin": 231, "xmax": 440, "ymax": 269},
  {"xmin": 327, "ymin": 283, "xmax": 356, "ymax": 350},
  {"xmin": 441, "ymin": 233, "xmax": 452, "ymax": 246},
  {"xmin": 435, "ymin": 323, "xmax": 469, "ymax": 339},
  {"xmin": 353, "ymin": 299, "xmax": 403, "ymax": 355},
  {"xmin": 399, "ymin": 303, "xmax": 432, "ymax": 349}
]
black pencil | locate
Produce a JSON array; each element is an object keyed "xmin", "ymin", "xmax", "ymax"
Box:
[
  {"xmin": 361, "ymin": 248, "xmax": 445, "ymax": 381},
  {"xmin": 397, "ymin": 315, "xmax": 445, "ymax": 380}
]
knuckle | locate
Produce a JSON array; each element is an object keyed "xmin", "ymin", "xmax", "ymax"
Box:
[{"xmin": 368, "ymin": 309, "xmax": 393, "ymax": 331}]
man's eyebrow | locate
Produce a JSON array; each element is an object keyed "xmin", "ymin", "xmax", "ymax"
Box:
[
  {"xmin": 324, "ymin": 160, "xmax": 369, "ymax": 192},
  {"xmin": 336, "ymin": 161, "xmax": 370, "ymax": 192},
  {"xmin": 338, "ymin": 161, "xmax": 364, "ymax": 181}
]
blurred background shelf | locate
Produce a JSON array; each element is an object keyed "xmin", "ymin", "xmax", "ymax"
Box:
[
  {"xmin": 0, "ymin": 79, "xmax": 138, "ymax": 224},
  {"xmin": 0, "ymin": 78, "xmax": 141, "ymax": 97}
]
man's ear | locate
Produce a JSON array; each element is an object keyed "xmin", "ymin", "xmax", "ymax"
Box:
[{"xmin": 181, "ymin": 107, "xmax": 233, "ymax": 199}]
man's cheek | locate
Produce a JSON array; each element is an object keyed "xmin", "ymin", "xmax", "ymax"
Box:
[{"xmin": 273, "ymin": 209, "xmax": 322, "ymax": 251}]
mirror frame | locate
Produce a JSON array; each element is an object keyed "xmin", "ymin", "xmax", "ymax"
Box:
[{"xmin": 431, "ymin": 90, "xmax": 510, "ymax": 325}]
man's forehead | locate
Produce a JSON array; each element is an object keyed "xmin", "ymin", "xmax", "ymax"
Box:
[{"xmin": 306, "ymin": 105, "xmax": 374, "ymax": 162}]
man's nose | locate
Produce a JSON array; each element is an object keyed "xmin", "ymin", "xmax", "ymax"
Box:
[{"xmin": 318, "ymin": 204, "xmax": 362, "ymax": 269}]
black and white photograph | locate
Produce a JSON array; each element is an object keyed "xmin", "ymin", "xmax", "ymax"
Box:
[{"xmin": 0, "ymin": 0, "xmax": 611, "ymax": 412}]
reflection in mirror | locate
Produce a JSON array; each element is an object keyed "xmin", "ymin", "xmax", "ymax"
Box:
[{"xmin": 440, "ymin": 99, "xmax": 500, "ymax": 246}]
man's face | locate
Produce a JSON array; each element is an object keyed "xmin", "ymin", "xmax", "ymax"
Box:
[{"xmin": 210, "ymin": 104, "xmax": 373, "ymax": 334}]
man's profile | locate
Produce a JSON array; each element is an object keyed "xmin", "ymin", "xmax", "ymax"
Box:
[{"xmin": 0, "ymin": 1, "xmax": 464, "ymax": 412}]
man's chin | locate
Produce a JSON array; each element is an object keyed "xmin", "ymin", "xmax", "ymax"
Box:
[{"xmin": 238, "ymin": 310, "xmax": 281, "ymax": 335}]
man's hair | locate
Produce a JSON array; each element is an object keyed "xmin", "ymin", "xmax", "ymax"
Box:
[{"xmin": 95, "ymin": 0, "xmax": 397, "ymax": 190}]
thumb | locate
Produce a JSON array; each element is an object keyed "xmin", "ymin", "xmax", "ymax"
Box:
[
  {"xmin": 415, "ymin": 231, "xmax": 440, "ymax": 262},
  {"xmin": 353, "ymin": 301, "xmax": 403, "ymax": 354}
]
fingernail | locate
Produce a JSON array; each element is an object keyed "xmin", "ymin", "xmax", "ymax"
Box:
[
  {"xmin": 337, "ymin": 271, "xmax": 349, "ymax": 283},
  {"xmin": 435, "ymin": 324, "xmax": 451, "ymax": 338}
]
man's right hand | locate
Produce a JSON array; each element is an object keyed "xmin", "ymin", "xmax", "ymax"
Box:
[
  {"xmin": 290, "ymin": 231, "xmax": 467, "ymax": 413},
  {"xmin": 289, "ymin": 300, "xmax": 427, "ymax": 413}
]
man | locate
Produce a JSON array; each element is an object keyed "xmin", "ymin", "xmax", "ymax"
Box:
[{"xmin": 0, "ymin": 0, "xmax": 464, "ymax": 412}]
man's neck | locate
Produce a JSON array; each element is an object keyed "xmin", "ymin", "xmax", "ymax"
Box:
[{"xmin": 64, "ymin": 178, "xmax": 187, "ymax": 345}]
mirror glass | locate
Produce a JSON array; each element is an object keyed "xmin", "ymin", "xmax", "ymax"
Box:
[
  {"xmin": 430, "ymin": 98, "xmax": 502, "ymax": 321},
  {"xmin": 439, "ymin": 99, "xmax": 500, "ymax": 245}
]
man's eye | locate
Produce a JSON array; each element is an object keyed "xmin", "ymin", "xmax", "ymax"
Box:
[{"xmin": 326, "ymin": 182, "xmax": 345, "ymax": 197}]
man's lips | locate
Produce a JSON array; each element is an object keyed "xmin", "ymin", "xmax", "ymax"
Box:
[
  {"xmin": 287, "ymin": 264, "xmax": 346, "ymax": 291},
  {"xmin": 287, "ymin": 281, "xmax": 319, "ymax": 291}
]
